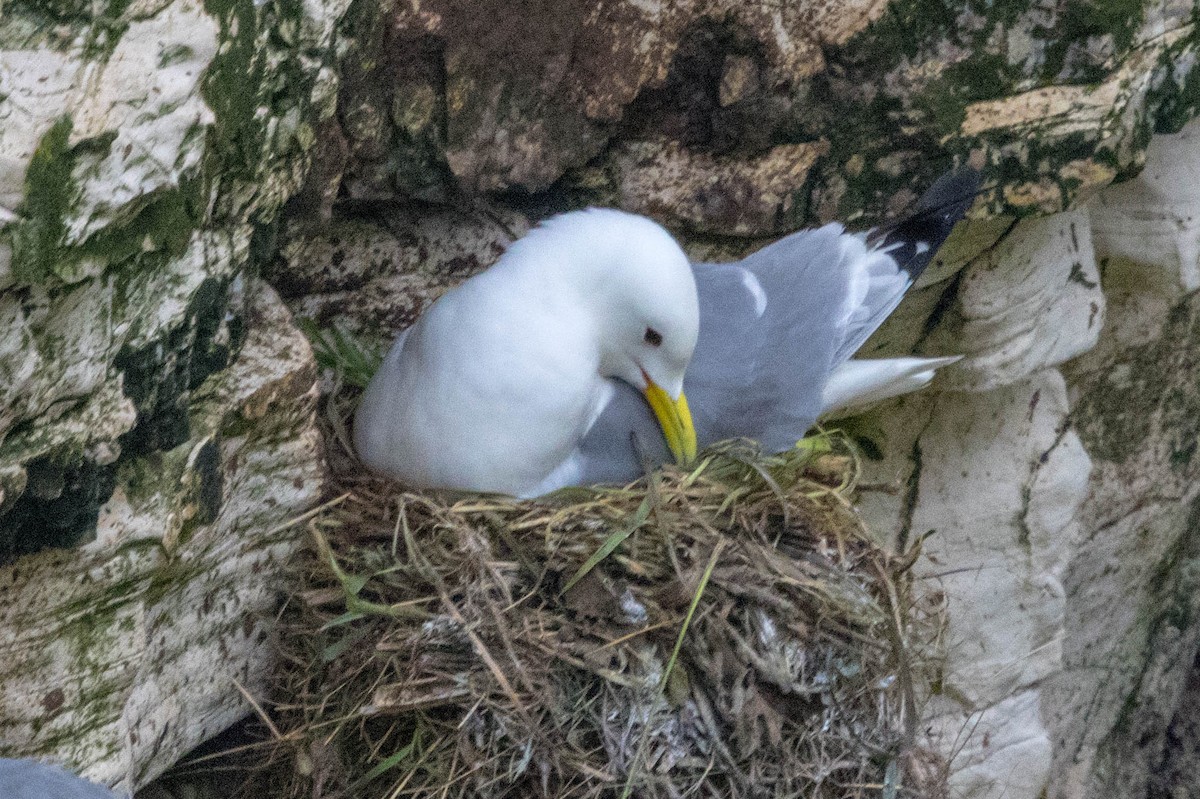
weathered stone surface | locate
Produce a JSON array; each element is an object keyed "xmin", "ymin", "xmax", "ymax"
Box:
[
  {"xmin": 0, "ymin": 282, "xmax": 321, "ymax": 793},
  {"xmin": 0, "ymin": 0, "xmax": 347, "ymax": 786},
  {"xmin": 0, "ymin": 0, "xmax": 347, "ymax": 529},
  {"xmin": 1045, "ymin": 196, "xmax": 1200, "ymax": 798},
  {"xmin": 372, "ymin": 0, "xmax": 892, "ymax": 195},
  {"xmin": 607, "ymin": 140, "xmax": 829, "ymax": 236},
  {"xmin": 855, "ymin": 119, "xmax": 1200, "ymax": 799},
  {"xmin": 1152, "ymin": 652, "xmax": 1200, "ymax": 798},
  {"xmin": 319, "ymin": 0, "xmax": 1200, "ymax": 226},
  {"xmin": 1, "ymin": 4, "xmax": 213, "ymax": 288},
  {"xmin": 858, "ymin": 370, "xmax": 1089, "ymax": 799},
  {"xmin": 268, "ymin": 204, "xmax": 525, "ymax": 334},
  {"xmin": 925, "ymin": 691, "xmax": 1052, "ymax": 799},
  {"xmin": 1090, "ymin": 119, "xmax": 1200, "ymax": 294},
  {"xmin": 928, "ymin": 210, "xmax": 1104, "ymax": 392}
]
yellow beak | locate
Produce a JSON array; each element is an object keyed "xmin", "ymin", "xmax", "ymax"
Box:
[{"xmin": 643, "ymin": 379, "xmax": 697, "ymax": 466}]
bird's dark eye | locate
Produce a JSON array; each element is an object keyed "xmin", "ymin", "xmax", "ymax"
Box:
[{"xmin": 644, "ymin": 327, "xmax": 663, "ymax": 347}]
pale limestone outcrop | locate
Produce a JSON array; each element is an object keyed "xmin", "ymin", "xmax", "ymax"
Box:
[
  {"xmin": 1090, "ymin": 121, "xmax": 1200, "ymax": 294},
  {"xmin": 0, "ymin": 0, "xmax": 217, "ymax": 287},
  {"xmin": 1047, "ymin": 121, "xmax": 1200, "ymax": 799},
  {"xmin": 858, "ymin": 371, "xmax": 1091, "ymax": 799},
  {"xmin": 928, "ymin": 211, "xmax": 1103, "ymax": 393},
  {"xmin": 0, "ymin": 0, "xmax": 347, "ymax": 788},
  {"xmin": 0, "ymin": 282, "xmax": 319, "ymax": 795},
  {"xmin": 853, "ymin": 118, "xmax": 1200, "ymax": 799}
]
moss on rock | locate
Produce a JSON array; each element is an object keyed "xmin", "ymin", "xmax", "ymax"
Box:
[{"xmin": 9, "ymin": 116, "xmax": 77, "ymax": 285}]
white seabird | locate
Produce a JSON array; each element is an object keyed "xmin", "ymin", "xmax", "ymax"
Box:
[
  {"xmin": 355, "ymin": 169, "xmax": 979, "ymax": 496},
  {"xmin": 354, "ymin": 209, "xmax": 700, "ymax": 497}
]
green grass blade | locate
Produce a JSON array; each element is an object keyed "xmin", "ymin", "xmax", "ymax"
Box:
[
  {"xmin": 562, "ymin": 495, "xmax": 652, "ymax": 594},
  {"xmin": 349, "ymin": 728, "xmax": 425, "ymax": 791},
  {"xmin": 620, "ymin": 538, "xmax": 726, "ymax": 799},
  {"xmin": 298, "ymin": 317, "xmax": 385, "ymax": 389}
]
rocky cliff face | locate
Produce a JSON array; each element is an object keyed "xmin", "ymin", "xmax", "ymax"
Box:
[
  {"xmin": 3, "ymin": 0, "xmax": 1200, "ymax": 796},
  {"xmin": 0, "ymin": 0, "xmax": 342, "ymax": 789},
  {"xmin": 854, "ymin": 123, "xmax": 1200, "ymax": 799}
]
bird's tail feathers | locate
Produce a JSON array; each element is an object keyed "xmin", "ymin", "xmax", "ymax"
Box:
[
  {"xmin": 819, "ymin": 355, "xmax": 961, "ymax": 417},
  {"xmin": 867, "ymin": 167, "xmax": 982, "ymax": 282}
]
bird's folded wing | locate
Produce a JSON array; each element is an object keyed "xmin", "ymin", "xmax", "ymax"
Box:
[
  {"xmin": 687, "ymin": 225, "xmax": 853, "ymax": 453},
  {"xmin": 563, "ymin": 168, "xmax": 980, "ymax": 490},
  {"xmin": 569, "ymin": 226, "xmax": 858, "ymax": 481}
]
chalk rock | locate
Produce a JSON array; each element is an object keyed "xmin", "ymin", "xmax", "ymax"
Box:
[
  {"xmin": 1078, "ymin": 116, "xmax": 1200, "ymax": 368},
  {"xmin": 1045, "ymin": 267, "xmax": 1200, "ymax": 799},
  {"xmin": 0, "ymin": 0, "xmax": 348, "ymax": 787},
  {"xmin": 0, "ymin": 282, "xmax": 321, "ymax": 795},
  {"xmin": 857, "ymin": 119, "xmax": 1200, "ymax": 799},
  {"xmin": 925, "ymin": 691, "xmax": 1053, "ymax": 799},
  {"xmin": 930, "ymin": 211, "xmax": 1104, "ymax": 392},
  {"xmin": 858, "ymin": 372, "xmax": 1089, "ymax": 799},
  {"xmin": 1090, "ymin": 120, "xmax": 1200, "ymax": 293}
]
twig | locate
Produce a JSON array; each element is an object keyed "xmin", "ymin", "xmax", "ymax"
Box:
[{"xmin": 232, "ymin": 677, "xmax": 283, "ymax": 740}]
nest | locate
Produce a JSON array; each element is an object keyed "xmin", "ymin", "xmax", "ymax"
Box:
[{"xmin": 243, "ymin": 352, "xmax": 947, "ymax": 799}]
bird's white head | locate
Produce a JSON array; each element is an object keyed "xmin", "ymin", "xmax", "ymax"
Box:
[{"xmin": 510, "ymin": 208, "xmax": 700, "ymax": 462}]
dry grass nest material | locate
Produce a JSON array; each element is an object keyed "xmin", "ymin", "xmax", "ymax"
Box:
[{"xmin": 250, "ymin": 354, "xmax": 946, "ymax": 799}]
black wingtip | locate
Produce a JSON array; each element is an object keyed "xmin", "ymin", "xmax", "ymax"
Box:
[
  {"xmin": 914, "ymin": 166, "xmax": 984, "ymax": 214},
  {"xmin": 874, "ymin": 166, "xmax": 983, "ymax": 282}
]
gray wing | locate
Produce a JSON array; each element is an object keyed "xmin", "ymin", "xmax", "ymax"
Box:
[
  {"xmin": 688, "ymin": 225, "xmax": 852, "ymax": 452},
  {"xmin": 569, "ymin": 225, "xmax": 854, "ymax": 483},
  {"xmin": 0, "ymin": 759, "xmax": 116, "ymax": 799},
  {"xmin": 567, "ymin": 168, "xmax": 980, "ymax": 489}
]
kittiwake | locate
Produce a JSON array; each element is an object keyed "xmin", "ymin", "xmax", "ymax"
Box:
[
  {"xmin": 0, "ymin": 758, "xmax": 117, "ymax": 799},
  {"xmin": 354, "ymin": 168, "xmax": 979, "ymax": 497}
]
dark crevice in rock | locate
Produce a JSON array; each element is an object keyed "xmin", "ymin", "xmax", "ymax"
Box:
[
  {"xmin": 0, "ymin": 457, "xmax": 118, "ymax": 562},
  {"xmin": 895, "ymin": 429, "xmax": 925, "ymax": 553},
  {"xmin": 333, "ymin": 0, "xmax": 454, "ymax": 205},
  {"xmin": 621, "ymin": 18, "xmax": 772, "ymax": 154},
  {"xmin": 1017, "ymin": 418, "xmax": 1075, "ymax": 550},
  {"xmin": 116, "ymin": 275, "xmax": 238, "ymax": 458},
  {"xmin": 191, "ymin": 438, "xmax": 224, "ymax": 528},
  {"xmin": 135, "ymin": 714, "xmax": 263, "ymax": 799},
  {"xmin": 1149, "ymin": 645, "xmax": 1200, "ymax": 798},
  {"xmin": 919, "ymin": 269, "xmax": 965, "ymax": 344}
]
